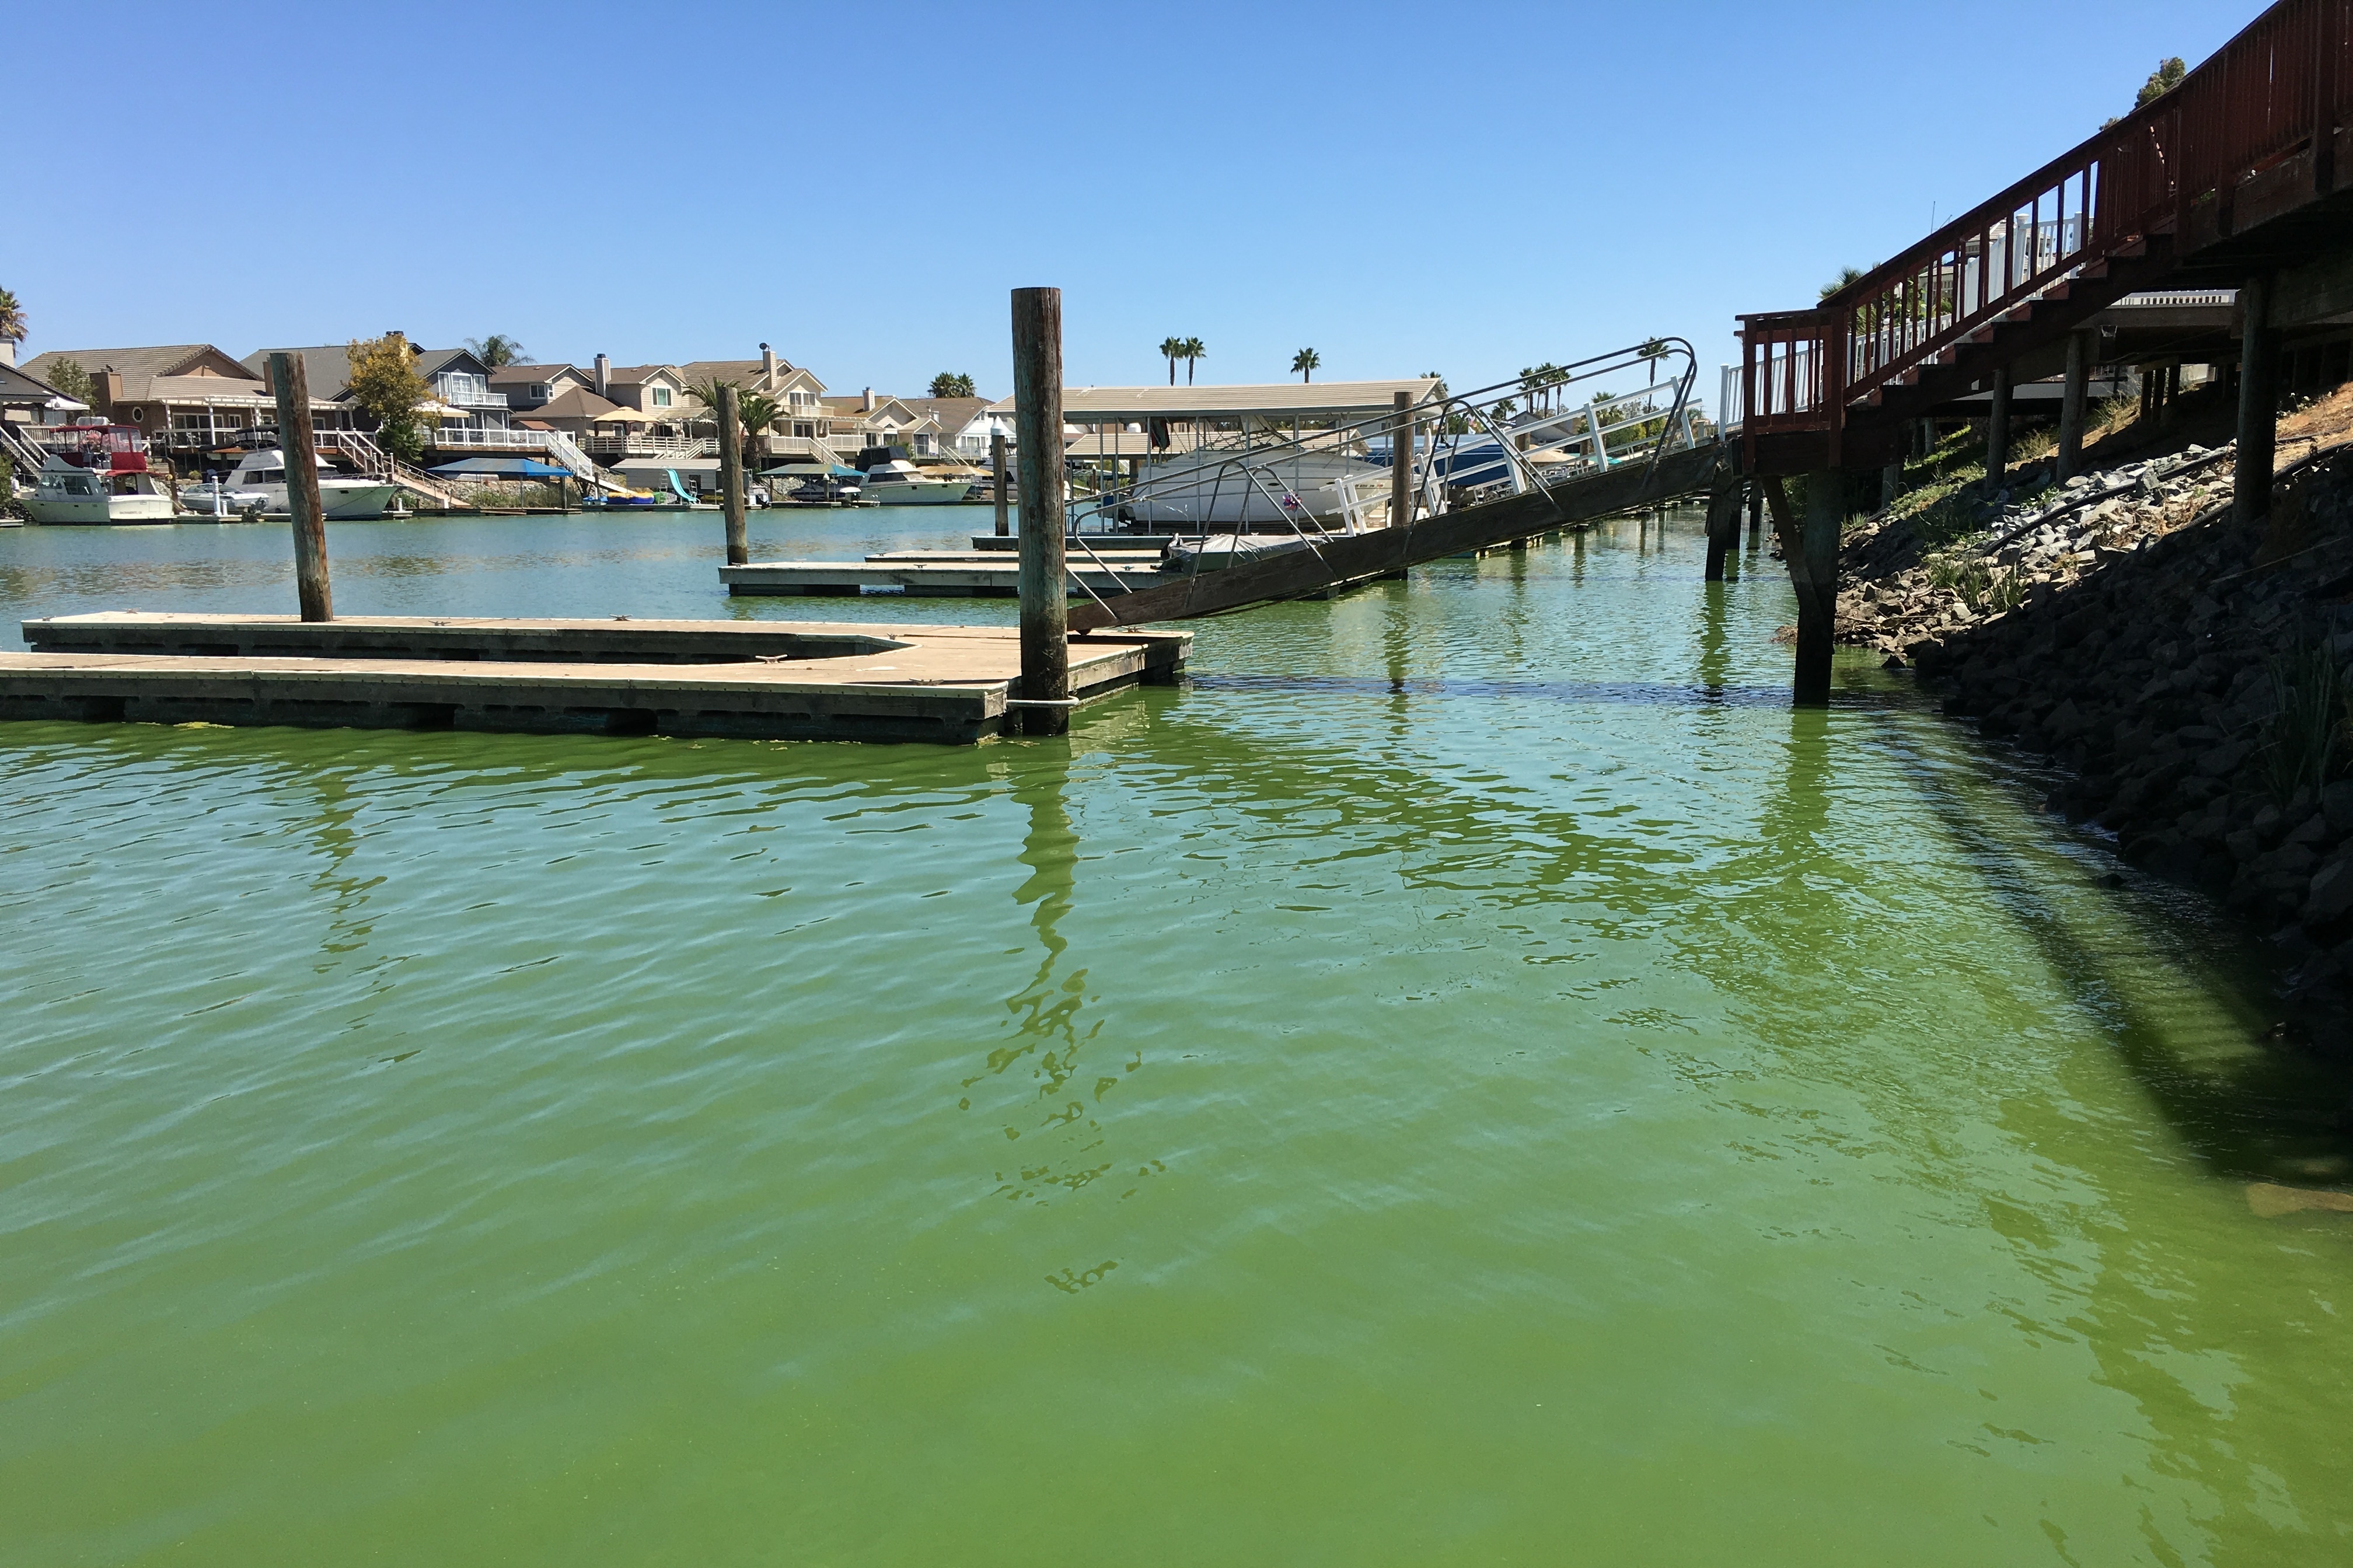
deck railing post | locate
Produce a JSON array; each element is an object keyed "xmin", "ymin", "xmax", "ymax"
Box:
[
  {"xmin": 992, "ymin": 431, "xmax": 1010, "ymax": 537},
  {"xmin": 719, "ymin": 385, "xmax": 748, "ymax": 567},
  {"xmin": 267, "ymin": 352, "xmax": 331, "ymax": 622},
  {"xmin": 1011, "ymin": 287, "xmax": 1070, "ymax": 737}
]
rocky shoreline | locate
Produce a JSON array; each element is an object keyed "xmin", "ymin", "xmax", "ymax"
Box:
[{"xmin": 1825, "ymin": 386, "xmax": 2353, "ymax": 1052}]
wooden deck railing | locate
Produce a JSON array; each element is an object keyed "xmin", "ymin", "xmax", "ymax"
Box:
[{"xmin": 1738, "ymin": 0, "xmax": 2351, "ymax": 464}]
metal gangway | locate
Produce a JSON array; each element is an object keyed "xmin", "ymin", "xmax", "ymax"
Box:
[{"xmin": 1056, "ymin": 338, "xmax": 1726, "ymax": 631}]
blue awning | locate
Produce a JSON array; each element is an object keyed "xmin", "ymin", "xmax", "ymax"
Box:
[{"xmin": 426, "ymin": 457, "xmax": 574, "ymax": 478}]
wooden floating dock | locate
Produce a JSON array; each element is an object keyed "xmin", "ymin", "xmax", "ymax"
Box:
[
  {"xmin": 721, "ymin": 551, "xmax": 1168, "ymax": 597},
  {"xmin": 6, "ymin": 613, "xmax": 1189, "ymax": 744}
]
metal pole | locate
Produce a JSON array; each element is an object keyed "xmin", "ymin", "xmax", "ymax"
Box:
[
  {"xmin": 2056, "ymin": 332, "xmax": 2089, "ymax": 481},
  {"xmin": 1012, "ymin": 287, "xmax": 1070, "ymax": 737},
  {"xmin": 992, "ymin": 430, "xmax": 1010, "ymax": 537},
  {"xmin": 719, "ymin": 385, "xmax": 747, "ymax": 567},
  {"xmin": 2235, "ymin": 273, "xmax": 2278, "ymax": 531},
  {"xmin": 267, "ymin": 352, "xmax": 331, "ymax": 621}
]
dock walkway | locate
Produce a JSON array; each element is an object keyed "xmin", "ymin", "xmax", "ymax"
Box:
[{"xmin": 6, "ymin": 614, "xmax": 1188, "ymax": 744}]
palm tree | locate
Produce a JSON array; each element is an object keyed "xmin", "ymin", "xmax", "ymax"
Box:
[
  {"xmin": 1158, "ymin": 337, "xmax": 1185, "ymax": 386},
  {"xmin": 1817, "ymin": 267, "xmax": 1866, "ymax": 302},
  {"xmin": 0, "ymin": 287, "xmax": 24, "ymax": 347},
  {"xmin": 1181, "ymin": 337, "xmax": 1206, "ymax": 385},
  {"xmin": 465, "ymin": 334, "xmax": 526, "ymax": 367},
  {"xmin": 1638, "ymin": 337, "xmax": 1669, "ymax": 386},
  {"xmin": 1290, "ymin": 348, "xmax": 1320, "ymax": 384},
  {"xmin": 927, "ymin": 372, "xmax": 976, "ymax": 399}
]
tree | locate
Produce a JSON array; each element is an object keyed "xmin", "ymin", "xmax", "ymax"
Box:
[
  {"xmin": 1158, "ymin": 337, "xmax": 1185, "ymax": 386},
  {"xmin": 688, "ymin": 375, "xmax": 783, "ymax": 458},
  {"xmin": 1638, "ymin": 337, "xmax": 1670, "ymax": 385},
  {"xmin": 347, "ymin": 333, "xmax": 432, "ymax": 465},
  {"xmin": 1818, "ymin": 266, "xmax": 1866, "ymax": 302},
  {"xmin": 0, "ymin": 287, "xmax": 24, "ymax": 347},
  {"xmin": 45, "ymin": 358, "xmax": 92, "ymax": 406},
  {"xmin": 1181, "ymin": 337, "xmax": 1206, "ymax": 385},
  {"xmin": 2103, "ymin": 58, "xmax": 2186, "ymax": 130},
  {"xmin": 464, "ymin": 334, "xmax": 527, "ymax": 367},
  {"xmin": 1290, "ymin": 348, "xmax": 1320, "ymax": 384},
  {"xmin": 927, "ymin": 371, "xmax": 976, "ymax": 399}
]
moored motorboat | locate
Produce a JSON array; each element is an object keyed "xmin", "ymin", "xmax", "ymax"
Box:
[
  {"xmin": 21, "ymin": 460, "xmax": 177, "ymax": 524},
  {"xmin": 177, "ymin": 480, "xmax": 272, "ymax": 519},
  {"xmin": 859, "ymin": 458, "xmax": 975, "ymax": 505},
  {"xmin": 220, "ymin": 447, "xmax": 399, "ymax": 520}
]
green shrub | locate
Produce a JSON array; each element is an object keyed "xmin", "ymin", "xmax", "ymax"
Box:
[{"xmin": 2263, "ymin": 640, "xmax": 2347, "ymax": 800}]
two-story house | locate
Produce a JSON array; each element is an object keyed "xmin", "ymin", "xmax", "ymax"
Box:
[{"xmin": 30, "ymin": 344, "xmax": 347, "ymax": 453}]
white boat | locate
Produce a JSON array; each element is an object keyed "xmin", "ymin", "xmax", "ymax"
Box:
[
  {"xmin": 1118, "ymin": 446, "xmax": 1388, "ymax": 528},
  {"xmin": 21, "ymin": 460, "xmax": 176, "ymax": 525},
  {"xmin": 860, "ymin": 458, "xmax": 977, "ymax": 505},
  {"xmin": 223, "ymin": 447, "xmax": 399, "ymax": 520},
  {"xmin": 177, "ymin": 480, "xmax": 272, "ymax": 519}
]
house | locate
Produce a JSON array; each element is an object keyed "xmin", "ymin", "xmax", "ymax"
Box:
[
  {"xmin": 25, "ymin": 344, "xmax": 347, "ymax": 452},
  {"xmin": 243, "ymin": 341, "xmax": 510, "ymax": 431},
  {"xmin": 673, "ymin": 344, "xmax": 830, "ymax": 418},
  {"xmin": 490, "ymin": 363, "xmax": 596, "ymax": 414},
  {"xmin": 899, "ymin": 396, "xmax": 1002, "ymax": 459},
  {"xmin": 586, "ymin": 355, "xmax": 695, "ymax": 420},
  {"xmin": 0, "ymin": 359, "xmax": 77, "ymax": 431}
]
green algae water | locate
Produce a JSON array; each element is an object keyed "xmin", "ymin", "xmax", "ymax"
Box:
[{"xmin": 4, "ymin": 509, "xmax": 2352, "ymax": 1566}]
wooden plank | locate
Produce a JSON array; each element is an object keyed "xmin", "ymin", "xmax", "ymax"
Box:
[{"xmin": 1065, "ymin": 443, "xmax": 1726, "ymax": 631}]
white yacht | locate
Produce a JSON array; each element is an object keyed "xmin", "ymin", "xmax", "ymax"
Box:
[
  {"xmin": 21, "ymin": 460, "xmax": 176, "ymax": 524},
  {"xmin": 859, "ymin": 458, "xmax": 976, "ymax": 505},
  {"xmin": 222, "ymin": 448, "xmax": 399, "ymax": 520}
]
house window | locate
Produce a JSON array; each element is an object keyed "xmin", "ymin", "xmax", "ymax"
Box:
[
  {"xmin": 652, "ymin": 387, "xmax": 672, "ymax": 407},
  {"xmin": 531, "ymin": 384, "xmax": 550, "ymax": 401}
]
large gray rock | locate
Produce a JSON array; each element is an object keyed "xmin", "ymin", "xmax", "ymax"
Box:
[{"xmin": 2303, "ymin": 856, "xmax": 2353, "ymax": 922}]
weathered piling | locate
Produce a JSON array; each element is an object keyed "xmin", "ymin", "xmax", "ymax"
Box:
[
  {"xmin": 992, "ymin": 431, "xmax": 1010, "ymax": 537},
  {"xmin": 2236, "ymin": 272, "xmax": 2278, "ymax": 530},
  {"xmin": 1986, "ymin": 365, "xmax": 2012, "ymax": 479},
  {"xmin": 1702, "ymin": 479, "xmax": 1742, "ymax": 581},
  {"xmin": 2057, "ymin": 331, "xmax": 2089, "ymax": 481},
  {"xmin": 719, "ymin": 385, "xmax": 748, "ymax": 567},
  {"xmin": 1390, "ymin": 390, "xmax": 1414, "ymax": 530},
  {"xmin": 267, "ymin": 352, "xmax": 331, "ymax": 621},
  {"xmin": 1767, "ymin": 475, "xmax": 1837, "ymax": 704},
  {"xmin": 1746, "ymin": 486, "xmax": 1763, "ymax": 549},
  {"xmin": 1011, "ymin": 287, "xmax": 1070, "ymax": 736}
]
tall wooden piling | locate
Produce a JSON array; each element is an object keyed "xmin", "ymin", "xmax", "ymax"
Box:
[
  {"xmin": 267, "ymin": 352, "xmax": 331, "ymax": 622},
  {"xmin": 719, "ymin": 385, "xmax": 748, "ymax": 567},
  {"xmin": 1772, "ymin": 474, "xmax": 1838, "ymax": 705},
  {"xmin": 1745, "ymin": 485, "xmax": 1762, "ymax": 549},
  {"xmin": 1011, "ymin": 287, "xmax": 1070, "ymax": 736},
  {"xmin": 1985, "ymin": 365, "xmax": 2012, "ymax": 482},
  {"xmin": 992, "ymin": 431, "xmax": 1010, "ymax": 537},
  {"xmin": 1390, "ymin": 390, "xmax": 1415, "ymax": 532},
  {"xmin": 2236, "ymin": 273, "xmax": 2278, "ymax": 530},
  {"xmin": 2056, "ymin": 331, "xmax": 2089, "ymax": 481}
]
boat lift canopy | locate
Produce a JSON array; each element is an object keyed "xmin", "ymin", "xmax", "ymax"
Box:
[{"xmin": 426, "ymin": 457, "xmax": 574, "ymax": 479}]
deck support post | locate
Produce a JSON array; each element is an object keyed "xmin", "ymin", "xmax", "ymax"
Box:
[
  {"xmin": 267, "ymin": 352, "xmax": 331, "ymax": 622},
  {"xmin": 1011, "ymin": 287, "xmax": 1070, "ymax": 736},
  {"xmin": 1880, "ymin": 462, "xmax": 1900, "ymax": 510},
  {"xmin": 719, "ymin": 385, "xmax": 748, "ymax": 567},
  {"xmin": 2236, "ymin": 272, "xmax": 2278, "ymax": 532},
  {"xmin": 1703, "ymin": 477, "xmax": 1741, "ymax": 581},
  {"xmin": 992, "ymin": 431, "xmax": 1010, "ymax": 537},
  {"xmin": 1985, "ymin": 365, "xmax": 2012, "ymax": 483},
  {"xmin": 1745, "ymin": 484, "xmax": 1762, "ymax": 549},
  {"xmin": 2057, "ymin": 331, "xmax": 2090, "ymax": 481},
  {"xmin": 1771, "ymin": 474, "xmax": 1838, "ymax": 706}
]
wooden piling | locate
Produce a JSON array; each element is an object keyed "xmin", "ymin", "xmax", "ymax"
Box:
[
  {"xmin": 1985, "ymin": 365, "xmax": 2012, "ymax": 482},
  {"xmin": 1011, "ymin": 287, "xmax": 1070, "ymax": 736},
  {"xmin": 1702, "ymin": 478, "xmax": 1741, "ymax": 581},
  {"xmin": 992, "ymin": 431, "xmax": 1010, "ymax": 537},
  {"xmin": 1771, "ymin": 475, "xmax": 1838, "ymax": 705},
  {"xmin": 1390, "ymin": 390, "xmax": 1414, "ymax": 532},
  {"xmin": 719, "ymin": 385, "xmax": 748, "ymax": 567},
  {"xmin": 267, "ymin": 352, "xmax": 331, "ymax": 622},
  {"xmin": 2236, "ymin": 273, "xmax": 2278, "ymax": 530},
  {"xmin": 2056, "ymin": 331, "xmax": 2089, "ymax": 481},
  {"xmin": 1745, "ymin": 485, "xmax": 1763, "ymax": 548}
]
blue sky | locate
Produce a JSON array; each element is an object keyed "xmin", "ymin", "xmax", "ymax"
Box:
[{"xmin": 6, "ymin": 1, "xmax": 2242, "ymax": 401}]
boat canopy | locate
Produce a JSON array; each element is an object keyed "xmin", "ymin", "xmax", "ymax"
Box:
[{"xmin": 759, "ymin": 463, "xmax": 861, "ymax": 477}]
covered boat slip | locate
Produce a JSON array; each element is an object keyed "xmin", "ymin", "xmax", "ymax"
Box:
[{"xmin": 6, "ymin": 614, "xmax": 1189, "ymax": 744}]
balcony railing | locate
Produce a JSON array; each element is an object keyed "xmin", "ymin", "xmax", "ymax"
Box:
[
  {"xmin": 432, "ymin": 382, "xmax": 509, "ymax": 408},
  {"xmin": 427, "ymin": 427, "xmax": 555, "ymax": 450}
]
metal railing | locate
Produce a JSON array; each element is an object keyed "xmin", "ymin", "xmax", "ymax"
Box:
[{"xmin": 1738, "ymin": 0, "xmax": 2349, "ymax": 456}]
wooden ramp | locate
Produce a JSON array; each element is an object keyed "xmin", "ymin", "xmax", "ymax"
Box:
[{"xmin": 1066, "ymin": 443, "xmax": 1727, "ymax": 631}]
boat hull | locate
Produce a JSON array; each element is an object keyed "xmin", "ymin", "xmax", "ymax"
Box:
[
  {"xmin": 21, "ymin": 495, "xmax": 179, "ymax": 525},
  {"xmin": 250, "ymin": 481, "xmax": 401, "ymax": 521},
  {"xmin": 1121, "ymin": 451, "xmax": 1386, "ymax": 526},
  {"xmin": 865, "ymin": 483, "xmax": 977, "ymax": 505}
]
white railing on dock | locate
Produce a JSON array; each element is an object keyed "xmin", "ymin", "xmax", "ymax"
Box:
[{"xmin": 428, "ymin": 427, "xmax": 557, "ymax": 451}]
